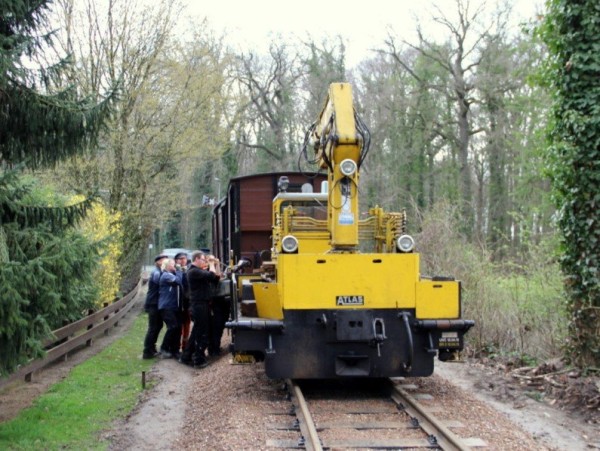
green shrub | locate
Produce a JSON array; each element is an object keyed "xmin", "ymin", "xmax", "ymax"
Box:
[{"xmin": 416, "ymin": 201, "xmax": 566, "ymax": 362}]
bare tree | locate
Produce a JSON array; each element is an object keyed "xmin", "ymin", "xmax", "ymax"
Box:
[
  {"xmin": 235, "ymin": 43, "xmax": 305, "ymax": 171},
  {"xmin": 380, "ymin": 0, "xmax": 510, "ymax": 238}
]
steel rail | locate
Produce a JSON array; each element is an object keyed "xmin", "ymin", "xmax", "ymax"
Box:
[
  {"xmin": 391, "ymin": 382, "xmax": 471, "ymax": 451},
  {"xmin": 287, "ymin": 379, "xmax": 322, "ymax": 451}
]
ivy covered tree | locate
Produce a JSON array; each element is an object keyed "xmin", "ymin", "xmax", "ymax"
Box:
[
  {"xmin": 0, "ymin": 1, "xmax": 112, "ymax": 374},
  {"xmin": 540, "ymin": 0, "xmax": 600, "ymax": 368}
]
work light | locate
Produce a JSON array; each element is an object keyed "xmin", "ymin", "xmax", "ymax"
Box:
[
  {"xmin": 396, "ymin": 234, "xmax": 415, "ymax": 253},
  {"xmin": 281, "ymin": 235, "xmax": 299, "ymax": 253}
]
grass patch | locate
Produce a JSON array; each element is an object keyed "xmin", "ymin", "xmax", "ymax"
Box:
[{"xmin": 0, "ymin": 311, "xmax": 156, "ymax": 450}]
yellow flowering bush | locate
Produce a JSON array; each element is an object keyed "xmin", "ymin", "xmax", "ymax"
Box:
[{"xmin": 73, "ymin": 196, "xmax": 123, "ymax": 306}]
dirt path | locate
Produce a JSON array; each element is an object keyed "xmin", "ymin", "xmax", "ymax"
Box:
[
  {"xmin": 104, "ymin": 359, "xmax": 195, "ymax": 450},
  {"xmin": 435, "ymin": 361, "xmax": 600, "ymax": 449}
]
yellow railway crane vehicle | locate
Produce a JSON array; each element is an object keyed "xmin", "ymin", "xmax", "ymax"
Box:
[{"xmin": 226, "ymin": 83, "xmax": 474, "ymax": 379}]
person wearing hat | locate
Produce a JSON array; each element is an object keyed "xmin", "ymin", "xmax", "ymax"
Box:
[{"xmin": 142, "ymin": 254, "xmax": 167, "ymax": 359}]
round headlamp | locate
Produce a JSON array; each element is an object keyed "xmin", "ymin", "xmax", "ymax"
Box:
[
  {"xmin": 281, "ymin": 235, "xmax": 299, "ymax": 253},
  {"xmin": 396, "ymin": 234, "xmax": 415, "ymax": 253},
  {"xmin": 340, "ymin": 159, "xmax": 357, "ymax": 177}
]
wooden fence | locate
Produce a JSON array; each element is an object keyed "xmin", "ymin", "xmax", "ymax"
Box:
[{"xmin": 0, "ymin": 280, "xmax": 141, "ymax": 391}]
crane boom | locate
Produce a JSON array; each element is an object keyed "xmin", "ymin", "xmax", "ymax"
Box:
[{"xmin": 311, "ymin": 83, "xmax": 362, "ymax": 251}]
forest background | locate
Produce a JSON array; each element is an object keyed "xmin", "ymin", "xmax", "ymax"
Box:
[{"xmin": 1, "ymin": 0, "xmax": 598, "ymax": 375}]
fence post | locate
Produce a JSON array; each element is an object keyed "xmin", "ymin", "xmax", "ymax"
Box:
[
  {"xmin": 113, "ymin": 297, "xmax": 120, "ymax": 328},
  {"xmin": 103, "ymin": 302, "xmax": 110, "ymax": 336},
  {"xmin": 86, "ymin": 308, "xmax": 95, "ymax": 346}
]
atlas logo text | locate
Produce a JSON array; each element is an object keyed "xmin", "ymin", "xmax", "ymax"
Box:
[{"xmin": 336, "ymin": 295, "xmax": 364, "ymax": 306}]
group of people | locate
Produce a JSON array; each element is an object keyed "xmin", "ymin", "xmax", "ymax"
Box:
[{"xmin": 142, "ymin": 250, "xmax": 229, "ymax": 369}]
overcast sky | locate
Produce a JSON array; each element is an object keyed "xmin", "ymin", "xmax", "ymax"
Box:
[{"xmin": 181, "ymin": 0, "xmax": 543, "ymax": 66}]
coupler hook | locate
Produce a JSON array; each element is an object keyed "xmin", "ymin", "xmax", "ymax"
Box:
[{"xmin": 372, "ymin": 318, "xmax": 386, "ymax": 357}]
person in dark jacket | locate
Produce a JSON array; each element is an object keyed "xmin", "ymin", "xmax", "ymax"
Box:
[
  {"xmin": 179, "ymin": 250, "xmax": 221, "ymax": 368},
  {"xmin": 174, "ymin": 252, "xmax": 191, "ymax": 352},
  {"xmin": 158, "ymin": 258, "xmax": 184, "ymax": 358},
  {"xmin": 142, "ymin": 254, "xmax": 167, "ymax": 359}
]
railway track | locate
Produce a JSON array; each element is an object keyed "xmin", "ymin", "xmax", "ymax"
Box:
[{"xmin": 266, "ymin": 378, "xmax": 487, "ymax": 450}]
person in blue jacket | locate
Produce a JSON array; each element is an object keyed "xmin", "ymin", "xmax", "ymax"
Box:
[
  {"xmin": 158, "ymin": 258, "xmax": 184, "ymax": 358},
  {"xmin": 142, "ymin": 254, "xmax": 167, "ymax": 359}
]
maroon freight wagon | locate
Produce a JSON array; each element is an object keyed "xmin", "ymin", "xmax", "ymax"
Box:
[{"xmin": 211, "ymin": 172, "xmax": 326, "ymax": 270}]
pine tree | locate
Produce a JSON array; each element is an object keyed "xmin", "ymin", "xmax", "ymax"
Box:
[{"xmin": 0, "ymin": 1, "xmax": 113, "ymax": 375}]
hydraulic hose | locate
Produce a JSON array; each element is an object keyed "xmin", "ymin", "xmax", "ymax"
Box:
[{"xmin": 400, "ymin": 312, "xmax": 413, "ymax": 372}]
